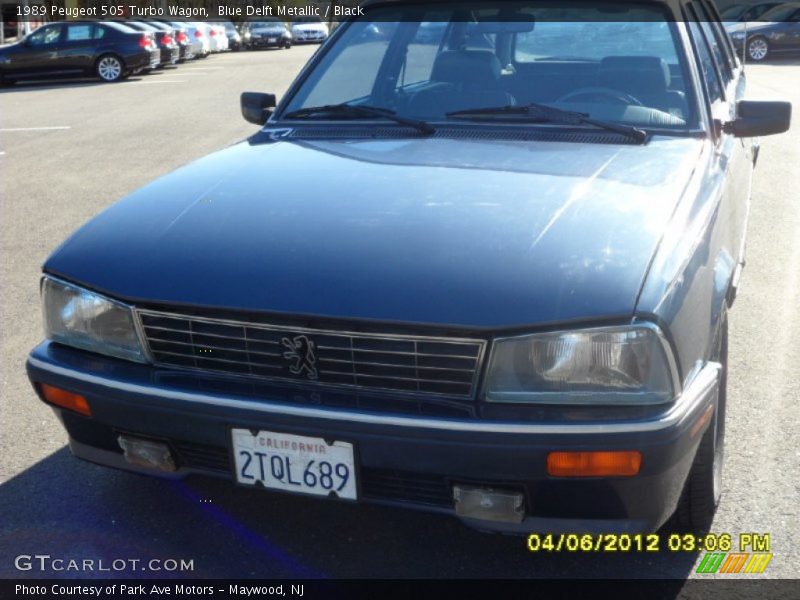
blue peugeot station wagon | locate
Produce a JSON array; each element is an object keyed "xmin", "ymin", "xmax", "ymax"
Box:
[{"xmin": 27, "ymin": 1, "xmax": 791, "ymax": 534}]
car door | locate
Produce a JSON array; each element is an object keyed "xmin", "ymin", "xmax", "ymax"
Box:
[
  {"xmin": 774, "ymin": 9, "xmax": 800, "ymax": 53},
  {"xmin": 57, "ymin": 23, "xmax": 98, "ymax": 74},
  {"xmin": 690, "ymin": 1, "xmax": 753, "ymax": 292},
  {"xmin": 5, "ymin": 23, "xmax": 64, "ymax": 78}
]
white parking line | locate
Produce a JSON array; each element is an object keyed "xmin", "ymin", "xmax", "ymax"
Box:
[
  {"xmin": 133, "ymin": 80, "xmax": 188, "ymax": 84},
  {"xmin": 0, "ymin": 126, "xmax": 71, "ymax": 132}
]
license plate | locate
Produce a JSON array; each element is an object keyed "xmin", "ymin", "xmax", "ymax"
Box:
[
  {"xmin": 268, "ymin": 38, "xmax": 277, "ymax": 43},
  {"xmin": 231, "ymin": 428, "xmax": 357, "ymax": 500}
]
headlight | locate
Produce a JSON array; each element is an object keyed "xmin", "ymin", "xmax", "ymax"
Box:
[
  {"xmin": 42, "ymin": 277, "xmax": 147, "ymax": 363},
  {"xmin": 484, "ymin": 325, "xmax": 676, "ymax": 405}
]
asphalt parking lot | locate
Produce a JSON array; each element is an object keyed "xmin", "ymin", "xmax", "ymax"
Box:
[{"xmin": 1, "ymin": 48, "xmax": 799, "ymax": 583}]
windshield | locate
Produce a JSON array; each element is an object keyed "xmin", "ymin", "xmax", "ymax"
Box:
[
  {"xmin": 282, "ymin": 2, "xmax": 695, "ymax": 130},
  {"xmin": 252, "ymin": 20, "xmax": 283, "ymax": 30},
  {"xmin": 720, "ymin": 5, "xmax": 748, "ymax": 20},
  {"xmin": 757, "ymin": 5, "xmax": 799, "ymax": 20}
]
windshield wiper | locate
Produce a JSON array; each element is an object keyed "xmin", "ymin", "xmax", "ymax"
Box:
[
  {"xmin": 447, "ymin": 102, "xmax": 647, "ymax": 144},
  {"xmin": 283, "ymin": 104, "xmax": 435, "ymax": 135}
]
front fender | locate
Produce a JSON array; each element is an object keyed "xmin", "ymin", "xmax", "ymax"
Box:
[{"xmin": 635, "ymin": 139, "xmax": 743, "ymax": 389}]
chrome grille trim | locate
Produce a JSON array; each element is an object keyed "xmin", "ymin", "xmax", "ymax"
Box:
[{"xmin": 136, "ymin": 309, "xmax": 486, "ymax": 399}]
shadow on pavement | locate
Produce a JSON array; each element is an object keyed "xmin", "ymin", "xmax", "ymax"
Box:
[
  {"xmin": 745, "ymin": 56, "xmax": 800, "ymax": 66},
  {"xmin": 0, "ymin": 68, "xmax": 185, "ymax": 93},
  {"xmin": 0, "ymin": 447, "xmax": 698, "ymax": 583}
]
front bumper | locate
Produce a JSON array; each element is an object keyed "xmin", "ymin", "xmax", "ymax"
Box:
[
  {"xmin": 249, "ymin": 36, "xmax": 289, "ymax": 48},
  {"xmin": 293, "ymin": 33, "xmax": 326, "ymax": 43},
  {"xmin": 26, "ymin": 341, "xmax": 720, "ymax": 533}
]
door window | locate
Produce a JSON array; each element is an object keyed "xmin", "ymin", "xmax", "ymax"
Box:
[
  {"xmin": 66, "ymin": 24, "xmax": 93, "ymax": 42},
  {"xmin": 27, "ymin": 25, "xmax": 62, "ymax": 47},
  {"xmin": 689, "ymin": 21, "xmax": 723, "ymax": 103}
]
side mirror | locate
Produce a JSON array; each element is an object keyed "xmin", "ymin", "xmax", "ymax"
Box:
[
  {"xmin": 240, "ymin": 92, "xmax": 277, "ymax": 126},
  {"xmin": 724, "ymin": 100, "xmax": 792, "ymax": 137}
]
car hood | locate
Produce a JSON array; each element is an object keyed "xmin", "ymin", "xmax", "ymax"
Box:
[
  {"xmin": 45, "ymin": 133, "xmax": 702, "ymax": 329},
  {"xmin": 293, "ymin": 24, "xmax": 326, "ymax": 31}
]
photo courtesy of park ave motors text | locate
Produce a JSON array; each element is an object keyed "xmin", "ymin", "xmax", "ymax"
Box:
[{"xmin": 1, "ymin": 0, "xmax": 799, "ymax": 588}]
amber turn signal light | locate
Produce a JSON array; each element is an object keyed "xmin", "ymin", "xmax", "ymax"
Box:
[
  {"xmin": 39, "ymin": 383, "xmax": 92, "ymax": 417},
  {"xmin": 547, "ymin": 451, "xmax": 641, "ymax": 477}
]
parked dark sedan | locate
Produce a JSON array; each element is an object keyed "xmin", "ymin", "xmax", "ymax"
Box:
[
  {"xmin": 218, "ymin": 20, "xmax": 243, "ymax": 51},
  {"xmin": 719, "ymin": 1, "xmax": 782, "ymax": 25},
  {"xmin": 124, "ymin": 20, "xmax": 179, "ymax": 67},
  {"xmin": 158, "ymin": 21, "xmax": 197, "ymax": 62},
  {"xmin": 0, "ymin": 21, "xmax": 158, "ymax": 84},
  {"xmin": 244, "ymin": 19, "xmax": 292, "ymax": 49},
  {"xmin": 728, "ymin": 2, "xmax": 800, "ymax": 61},
  {"xmin": 27, "ymin": 0, "xmax": 791, "ymax": 534}
]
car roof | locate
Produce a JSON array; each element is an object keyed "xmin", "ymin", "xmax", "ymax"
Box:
[
  {"xmin": 124, "ymin": 21, "xmax": 158, "ymax": 31},
  {"xmin": 758, "ymin": 2, "xmax": 800, "ymax": 15},
  {"xmin": 102, "ymin": 21, "xmax": 138, "ymax": 33},
  {"xmin": 359, "ymin": 0, "xmax": 694, "ymax": 20}
]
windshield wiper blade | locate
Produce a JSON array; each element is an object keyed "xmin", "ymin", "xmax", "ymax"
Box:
[
  {"xmin": 447, "ymin": 102, "xmax": 647, "ymax": 144},
  {"xmin": 283, "ymin": 104, "xmax": 435, "ymax": 135}
]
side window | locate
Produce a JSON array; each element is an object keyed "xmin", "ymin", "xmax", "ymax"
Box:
[
  {"xmin": 93, "ymin": 26, "xmax": 106, "ymax": 40},
  {"xmin": 27, "ymin": 25, "xmax": 62, "ymax": 47},
  {"xmin": 695, "ymin": 3, "xmax": 735, "ymax": 81},
  {"xmin": 66, "ymin": 24, "xmax": 93, "ymax": 42},
  {"xmin": 689, "ymin": 21, "xmax": 723, "ymax": 103}
]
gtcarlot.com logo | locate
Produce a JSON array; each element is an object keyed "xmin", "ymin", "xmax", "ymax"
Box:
[{"xmin": 14, "ymin": 554, "xmax": 194, "ymax": 573}]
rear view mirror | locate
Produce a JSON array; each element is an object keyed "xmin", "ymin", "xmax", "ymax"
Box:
[
  {"xmin": 241, "ymin": 92, "xmax": 277, "ymax": 125},
  {"xmin": 725, "ymin": 100, "xmax": 792, "ymax": 137}
]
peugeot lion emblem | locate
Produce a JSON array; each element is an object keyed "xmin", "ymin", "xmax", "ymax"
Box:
[{"xmin": 281, "ymin": 335, "xmax": 318, "ymax": 380}]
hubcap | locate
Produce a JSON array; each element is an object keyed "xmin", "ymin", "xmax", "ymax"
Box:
[
  {"xmin": 98, "ymin": 57, "xmax": 121, "ymax": 81},
  {"xmin": 749, "ymin": 39, "xmax": 767, "ymax": 60}
]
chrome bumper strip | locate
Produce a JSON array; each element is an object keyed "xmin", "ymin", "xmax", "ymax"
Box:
[{"xmin": 28, "ymin": 357, "xmax": 720, "ymax": 435}]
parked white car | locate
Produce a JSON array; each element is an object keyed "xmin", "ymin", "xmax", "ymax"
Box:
[
  {"xmin": 291, "ymin": 17, "xmax": 329, "ymax": 43},
  {"xmin": 208, "ymin": 23, "xmax": 229, "ymax": 52},
  {"xmin": 185, "ymin": 22, "xmax": 211, "ymax": 58}
]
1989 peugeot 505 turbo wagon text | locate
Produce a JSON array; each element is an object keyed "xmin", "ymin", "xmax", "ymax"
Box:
[{"xmin": 27, "ymin": 0, "xmax": 792, "ymax": 533}]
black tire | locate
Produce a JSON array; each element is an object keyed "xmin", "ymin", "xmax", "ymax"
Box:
[
  {"xmin": 95, "ymin": 54, "xmax": 125, "ymax": 82},
  {"xmin": 747, "ymin": 36, "xmax": 769, "ymax": 62},
  {"xmin": 285, "ymin": 41, "xmax": 292, "ymax": 49},
  {"xmin": 672, "ymin": 311, "xmax": 728, "ymax": 532}
]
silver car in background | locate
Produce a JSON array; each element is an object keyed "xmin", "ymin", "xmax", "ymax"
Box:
[
  {"xmin": 165, "ymin": 21, "xmax": 203, "ymax": 60},
  {"xmin": 291, "ymin": 17, "xmax": 329, "ymax": 43}
]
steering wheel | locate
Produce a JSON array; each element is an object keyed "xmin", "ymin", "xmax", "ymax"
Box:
[{"xmin": 556, "ymin": 87, "xmax": 643, "ymax": 106}]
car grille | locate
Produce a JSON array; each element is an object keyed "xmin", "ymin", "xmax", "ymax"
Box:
[{"xmin": 138, "ymin": 310, "xmax": 486, "ymax": 399}]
